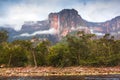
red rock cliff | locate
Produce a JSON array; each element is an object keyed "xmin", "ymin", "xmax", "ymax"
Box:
[{"xmin": 49, "ymin": 9, "xmax": 86, "ymax": 37}]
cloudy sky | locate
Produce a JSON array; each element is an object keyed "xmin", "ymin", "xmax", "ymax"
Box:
[{"xmin": 0, "ymin": 0, "xmax": 120, "ymax": 30}]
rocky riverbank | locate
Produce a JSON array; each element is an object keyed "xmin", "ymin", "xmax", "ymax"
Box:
[{"xmin": 0, "ymin": 66, "xmax": 120, "ymax": 77}]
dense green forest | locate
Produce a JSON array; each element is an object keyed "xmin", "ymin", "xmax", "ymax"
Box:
[{"xmin": 0, "ymin": 30, "xmax": 120, "ymax": 67}]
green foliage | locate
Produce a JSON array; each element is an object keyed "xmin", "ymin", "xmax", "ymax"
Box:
[
  {"xmin": 0, "ymin": 42, "xmax": 10, "ymax": 65},
  {"xmin": 47, "ymin": 43, "xmax": 70, "ymax": 67},
  {"xmin": 0, "ymin": 31, "xmax": 120, "ymax": 67},
  {"xmin": 12, "ymin": 40, "xmax": 34, "ymax": 66},
  {"xmin": 35, "ymin": 40, "xmax": 51, "ymax": 66},
  {"xmin": 8, "ymin": 45, "xmax": 28, "ymax": 67},
  {"xmin": 0, "ymin": 30, "xmax": 8, "ymax": 43}
]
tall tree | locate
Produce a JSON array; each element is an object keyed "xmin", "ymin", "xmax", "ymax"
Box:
[
  {"xmin": 35, "ymin": 40, "xmax": 51, "ymax": 66},
  {"xmin": 0, "ymin": 30, "xmax": 8, "ymax": 43}
]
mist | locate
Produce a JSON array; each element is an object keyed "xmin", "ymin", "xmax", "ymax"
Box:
[{"xmin": 14, "ymin": 28, "xmax": 56, "ymax": 37}]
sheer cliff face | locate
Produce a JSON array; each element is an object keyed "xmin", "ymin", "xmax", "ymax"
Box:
[
  {"xmin": 103, "ymin": 16, "xmax": 120, "ymax": 33},
  {"xmin": 21, "ymin": 20, "xmax": 49, "ymax": 33},
  {"xmin": 86, "ymin": 16, "xmax": 120, "ymax": 34},
  {"xmin": 49, "ymin": 13, "xmax": 59, "ymax": 33},
  {"xmin": 49, "ymin": 9, "xmax": 86, "ymax": 36},
  {"xmin": 49, "ymin": 9, "xmax": 120, "ymax": 37}
]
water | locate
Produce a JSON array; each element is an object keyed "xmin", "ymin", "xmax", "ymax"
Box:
[{"xmin": 0, "ymin": 75, "xmax": 120, "ymax": 80}]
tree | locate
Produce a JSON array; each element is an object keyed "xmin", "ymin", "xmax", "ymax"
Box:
[
  {"xmin": 35, "ymin": 40, "xmax": 51, "ymax": 66},
  {"xmin": 47, "ymin": 42, "xmax": 70, "ymax": 67},
  {"xmin": 109, "ymin": 40, "xmax": 120, "ymax": 66},
  {"xmin": 0, "ymin": 42, "xmax": 10, "ymax": 67},
  {"xmin": 0, "ymin": 30, "xmax": 8, "ymax": 43},
  {"xmin": 66, "ymin": 31, "xmax": 94, "ymax": 65},
  {"xmin": 12, "ymin": 40, "xmax": 34, "ymax": 66},
  {"xmin": 8, "ymin": 45, "xmax": 28, "ymax": 67},
  {"xmin": 89, "ymin": 34, "xmax": 115, "ymax": 66}
]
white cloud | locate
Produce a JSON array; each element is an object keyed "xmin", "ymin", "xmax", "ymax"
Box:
[
  {"xmin": 0, "ymin": 4, "xmax": 49, "ymax": 30},
  {"xmin": 0, "ymin": 0, "xmax": 120, "ymax": 30},
  {"xmin": 15, "ymin": 28, "xmax": 56, "ymax": 37},
  {"xmin": 94, "ymin": 32, "xmax": 105, "ymax": 36},
  {"xmin": 0, "ymin": 2, "xmax": 61, "ymax": 31},
  {"xmin": 75, "ymin": 0, "xmax": 120, "ymax": 22}
]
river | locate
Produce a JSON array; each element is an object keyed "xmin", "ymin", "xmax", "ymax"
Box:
[{"xmin": 0, "ymin": 75, "xmax": 120, "ymax": 80}]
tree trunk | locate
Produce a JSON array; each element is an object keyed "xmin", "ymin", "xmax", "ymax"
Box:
[
  {"xmin": 32, "ymin": 50, "xmax": 37, "ymax": 67},
  {"xmin": 8, "ymin": 53, "xmax": 12, "ymax": 67}
]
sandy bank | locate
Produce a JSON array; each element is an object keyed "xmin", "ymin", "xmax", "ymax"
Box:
[{"xmin": 0, "ymin": 66, "xmax": 120, "ymax": 77}]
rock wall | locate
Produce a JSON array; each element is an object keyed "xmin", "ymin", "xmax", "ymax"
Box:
[{"xmin": 49, "ymin": 9, "xmax": 86, "ymax": 37}]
